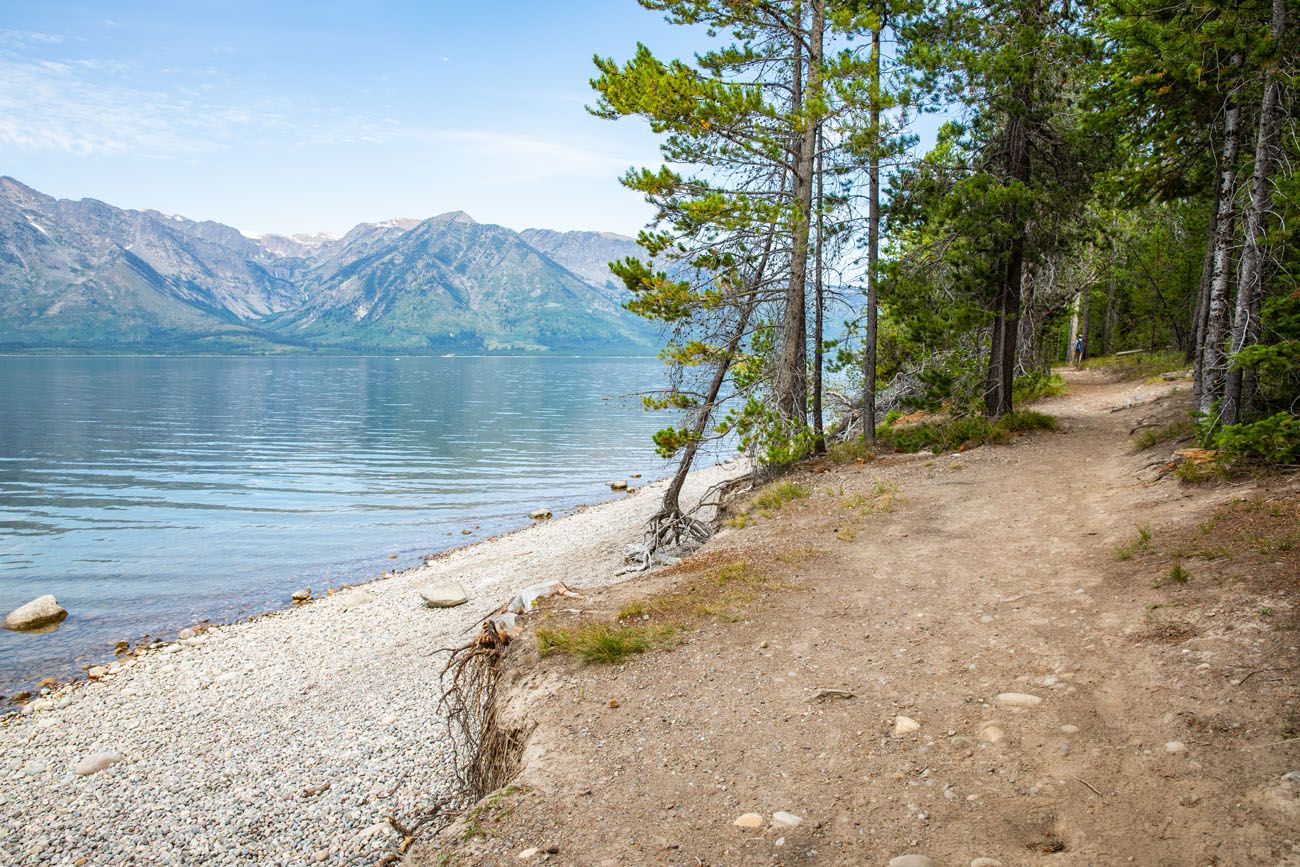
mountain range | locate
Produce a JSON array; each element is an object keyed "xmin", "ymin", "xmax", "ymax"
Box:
[{"xmin": 0, "ymin": 177, "xmax": 654, "ymax": 354}]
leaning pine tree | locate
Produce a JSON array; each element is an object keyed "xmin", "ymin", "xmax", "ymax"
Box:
[{"xmin": 590, "ymin": 0, "xmax": 831, "ymax": 555}]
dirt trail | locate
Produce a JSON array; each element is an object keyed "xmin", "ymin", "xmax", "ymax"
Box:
[{"xmin": 411, "ymin": 371, "xmax": 1299, "ymax": 867}]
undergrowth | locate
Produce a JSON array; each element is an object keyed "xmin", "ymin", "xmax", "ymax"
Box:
[
  {"xmin": 1083, "ymin": 350, "xmax": 1186, "ymax": 381},
  {"xmin": 876, "ymin": 409, "xmax": 1058, "ymax": 454},
  {"xmin": 1131, "ymin": 419, "xmax": 1193, "ymax": 452}
]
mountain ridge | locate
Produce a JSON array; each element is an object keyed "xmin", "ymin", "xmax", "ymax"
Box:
[{"xmin": 0, "ymin": 177, "xmax": 656, "ymax": 354}]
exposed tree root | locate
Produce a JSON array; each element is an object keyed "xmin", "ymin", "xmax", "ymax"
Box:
[{"xmin": 437, "ymin": 619, "xmax": 530, "ymax": 804}]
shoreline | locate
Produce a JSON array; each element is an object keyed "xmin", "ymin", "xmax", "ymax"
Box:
[{"xmin": 0, "ymin": 457, "xmax": 745, "ymax": 866}]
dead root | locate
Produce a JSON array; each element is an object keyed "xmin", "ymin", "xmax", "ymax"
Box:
[{"xmin": 437, "ymin": 619, "xmax": 530, "ymax": 804}]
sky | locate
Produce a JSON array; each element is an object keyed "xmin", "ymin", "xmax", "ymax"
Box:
[{"xmin": 0, "ymin": 1, "xmax": 714, "ymax": 237}]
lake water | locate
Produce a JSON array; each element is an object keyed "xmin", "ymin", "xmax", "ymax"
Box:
[{"xmin": 0, "ymin": 356, "xmax": 685, "ymax": 695}]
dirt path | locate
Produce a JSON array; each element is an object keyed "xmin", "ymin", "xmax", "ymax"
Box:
[{"xmin": 411, "ymin": 372, "xmax": 1299, "ymax": 866}]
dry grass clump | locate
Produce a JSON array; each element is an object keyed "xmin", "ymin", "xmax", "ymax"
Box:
[{"xmin": 536, "ymin": 559, "xmax": 788, "ymax": 664}]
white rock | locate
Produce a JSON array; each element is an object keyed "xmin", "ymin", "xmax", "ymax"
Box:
[
  {"xmin": 994, "ymin": 692, "xmax": 1042, "ymax": 708},
  {"xmin": 517, "ymin": 848, "xmax": 539, "ymax": 860},
  {"xmin": 336, "ymin": 589, "xmax": 376, "ymax": 611},
  {"xmin": 772, "ymin": 811, "xmax": 802, "ymax": 829},
  {"xmin": 87, "ymin": 666, "xmax": 108, "ymax": 680},
  {"xmin": 21, "ymin": 699, "xmax": 53, "ymax": 715},
  {"xmin": 979, "ymin": 724, "xmax": 1005, "ymax": 744},
  {"xmin": 20, "ymin": 761, "xmax": 46, "ymax": 777},
  {"xmin": 889, "ymin": 856, "xmax": 937, "ymax": 867},
  {"xmin": 971, "ymin": 859, "xmax": 1004, "ymax": 867},
  {"xmin": 733, "ymin": 812, "xmax": 764, "ymax": 828},
  {"xmin": 418, "ymin": 582, "xmax": 468, "ymax": 609},
  {"xmin": 1060, "ymin": 724, "xmax": 1080, "ymax": 734},
  {"xmin": 178, "ymin": 627, "xmax": 196, "ymax": 640},
  {"xmin": 529, "ymin": 508, "xmax": 552, "ymax": 520},
  {"xmin": 3, "ymin": 595, "xmax": 67, "ymax": 631},
  {"xmin": 893, "ymin": 716, "xmax": 921, "ymax": 736},
  {"xmin": 74, "ymin": 751, "xmax": 124, "ymax": 776},
  {"xmin": 1165, "ymin": 741, "xmax": 1186, "ymax": 754},
  {"xmin": 291, "ymin": 589, "xmax": 311, "ymax": 602}
]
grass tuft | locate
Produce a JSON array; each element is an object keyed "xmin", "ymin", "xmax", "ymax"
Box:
[
  {"xmin": 827, "ymin": 439, "xmax": 877, "ymax": 464},
  {"xmin": 535, "ymin": 622, "xmax": 678, "ymax": 665},
  {"xmin": 752, "ymin": 481, "xmax": 812, "ymax": 511},
  {"xmin": 1115, "ymin": 525, "xmax": 1153, "ymax": 560},
  {"xmin": 1131, "ymin": 419, "xmax": 1193, "ymax": 452},
  {"xmin": 875, "ymin": 410, "xmax": 1057, "ymax": 454}
]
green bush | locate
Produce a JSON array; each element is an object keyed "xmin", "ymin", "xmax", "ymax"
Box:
[
  {"xmin": 1013, "ymin": 371, "xmax": 1067, "ymax": 403},
  {"xmin": 1214, "ymin": 412, "xmax": 1300, "ymax": 465}
]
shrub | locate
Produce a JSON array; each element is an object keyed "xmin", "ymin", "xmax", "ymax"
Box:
[
  {"xmin": 1013, "ymin": 371, "xmax": 1067, "ymax": 403},
  {"xmin": 876, "ymin": 410, "xmax": 1056, "ymax": 454},
  {"xmin": 1213, "ymin": 412, "xmax": 1300, "ymax": 465}
]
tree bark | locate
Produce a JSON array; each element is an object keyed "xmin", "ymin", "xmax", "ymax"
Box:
[
  {"xmin": 861, "ymin": 18, "xmax": 882, "ymax": 443},
  {"xmin": 1078, "ymin": 283, "xmax": 1092, "ymax": 365},
  {"xmin": 1198, "ymin": 76, "xmax": 1242, "ymax": 417},
  {"xmin": 1224, "ymin": 0, "xmax": 1288, "ymax": 424},
  {"xmin": 812, "ymin": 122, "xmax": 826, "ymax": 453},
  {"xmin": 986, "ymin": 101, "xmax": 1029, "ymax": 417},
  {"xmin": 1066, "ymin": 290, "xmax": 1080, "ymax": 365},
  {"xmin": 775, "ymin": 0, "xmax": 822, "ymax": 426},
  {"xmin": 1191, "ymin": 193, "xmax": 1221, "ymax": 401}
]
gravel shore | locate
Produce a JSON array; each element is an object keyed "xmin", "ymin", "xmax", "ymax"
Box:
[{"xmin": 0, "ymin": 461, "xmax": 741, "ymax": 866}]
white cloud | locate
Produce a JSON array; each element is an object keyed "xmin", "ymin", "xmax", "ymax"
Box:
[{"xmin": 419, "ymin": 130, "xmax": 634, "ymax": 183}]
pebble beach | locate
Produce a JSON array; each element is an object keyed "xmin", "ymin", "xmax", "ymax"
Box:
[{"xmin": 0, "ymin": 462, "xmax": 740, "ymax": 866}]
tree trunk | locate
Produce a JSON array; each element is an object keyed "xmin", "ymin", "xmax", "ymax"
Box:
[
  {"xmin": 812, "ymin": 122, "xmax": 826, "ymax": 453},
  {"xmin": 658, "ymin": 230, "xmax": 778, "ymax": 518},
  {"xmin": 1078, "ymin": 283, "xmax": 1092, "ymax": 365},
  {"xmin": 1198, "ymin": 77, "xmax": 1242, "ymax": 417},
  {"xmin": 1066, "ymin": 290, "xmax": 1080, "ymax": 364},
  {"xmin": 1191, "ymin": 194, "xmax": 1220, "ymax": 401},
  {"xmin": 985, "ymin": 64, "xmax": 1030, "ymax": 417},
  {"xmin": 1224, "ymin": 0, "xmax": 1287, "ymax": 424},
  {"xmin": 1101, "ymin": 264, "xmax": 1116, "ymax": 356},
  {"xmin": 861, "ymin": 19, "xmax": 882, "ymax": 444},
  {"xmin": 775, "ymin": 0, "xmax": 822, "ymax": 426}
]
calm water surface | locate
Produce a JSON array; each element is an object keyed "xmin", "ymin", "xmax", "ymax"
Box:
[{"xmin": 0, "ymin": 356, "xmax": 684, "ymax": 694}]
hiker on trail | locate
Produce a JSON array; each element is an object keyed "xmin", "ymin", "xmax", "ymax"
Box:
[{"xmin": 1075, "ymin": 335, "xmax": 1085, "ymax": 365}]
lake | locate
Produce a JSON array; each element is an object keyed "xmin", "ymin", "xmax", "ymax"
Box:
[{"xmin": 0, "ymin": 355, "xmax": 686, "ymax": 695}]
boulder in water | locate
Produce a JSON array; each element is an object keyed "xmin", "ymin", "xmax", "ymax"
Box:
[{"xmin": 3, "ymin": 595, "xmax": 68, "ymax": 632}]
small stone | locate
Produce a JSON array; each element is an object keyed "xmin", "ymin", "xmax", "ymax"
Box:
[
  {"xmin": 461, "ymin": 529, "xmax": 472, "ymax": 535},
  {"xmin": 1165, "ymin": 741, "xmax": 1186, "ymax": 754},
  {"xmin": 994, "ymin": 692, "xmax": 1042, "ymax": 708},
  {"xmin": 3, "ymin": 595, "xmax": 68, "ymax": 631},
  {"xmin": 733, "ymin": 813, "xmax": 764, "ymax": 829},
  {"xmin": 517, "ymin": 847, "xmax": 539, "ymax": 859},
  {"xmin": 178, "ymin": 627, "xmax": 196, "ymax": 640},
  {"xmin": 607, "ymin": 699, "xmax": 620, "ymax": 709},
  {"xmin": 630, "ymin": 473, "xmax": 642, "ymax": 478},
  {"xmin": 529, "ymin": 508, "xmax": 552, "ymax": 520},
  {"xmin": 314, "ymin": 850, "xmax": 329, "ymax": 863},
  {"xmin": 87, "ymin": 666, "xmax": 108, "ymax": 680},
  {"xmin": 74, "ymin": 750, "xmax": 124, "ymax": 776},
  {"xmin": 20, "ymin": 760, "xmax": 46, "ymax": 777},
  {"xmin": 979, "ymin": 724, "xmax": 1005, "ymax": 744},
  {"xmin": 1060, "ymin": 724, "xmax": 1080, "ymax": 734},
  {"xmin": 1282, "ymin": 771, "xmax": 1300, "ymax": 783},
  {"xmin": 10, "ymin": 690, "xmax": 31, "ymax": 703},
  {"xmin": 609, "ymin": 480, "xmax": 628, "ymax": 491},
  {"xmin": 893, "ymin": 716, "xmax": 921, "ymax": 736},
  {"xmin": 113, "ymin": 641, "xmax": 129, "ymax": 655},
  {"xmin": 772, "ymin": 811, "xmax": 802, "ymax": 829},
  {"xmin": 889, "ymin": 856, "xmax": 937, "ymax": 867},
  {"xmin": 971, "ymin": 859, "xmax": 1003, "ymax": 867},
  {"xmin": 291, "ymin": 589, "xmax": 311, "ymax": 602},
  {"xmin": 419, "ymin": 582, "xmax": 468, "ymax": 608}
]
